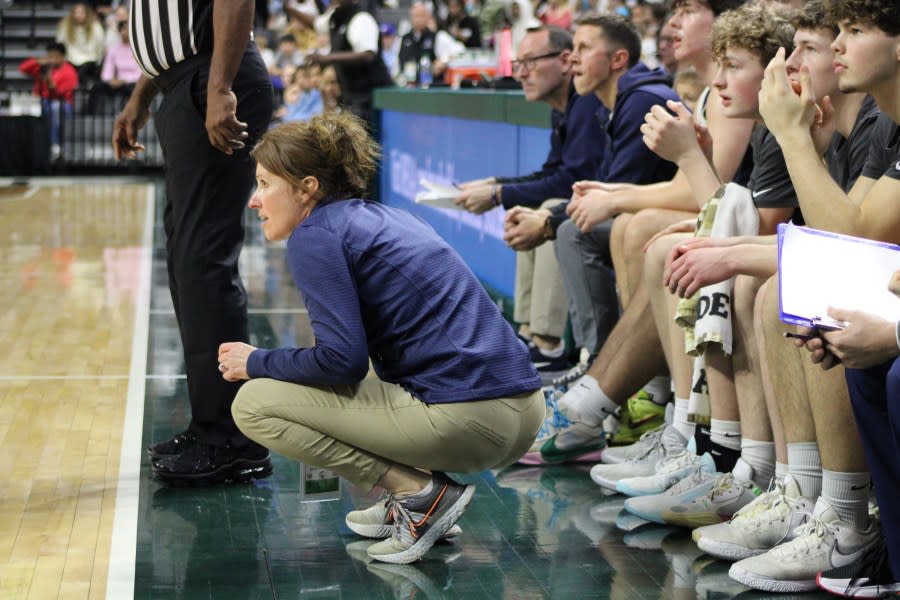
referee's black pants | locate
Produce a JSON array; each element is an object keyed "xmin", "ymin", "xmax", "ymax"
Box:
[{"xmin": 154, "ymin": 48, "xmax": 274, "ymax": 447}]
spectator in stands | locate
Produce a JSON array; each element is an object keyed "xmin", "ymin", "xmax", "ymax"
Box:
[
  {"xmin": 55, "ymin": 3, "xmax": 106, "ymax": 85},
  {"xmin": 19, "ymin": 42, "xmax": 79, "ymax": 161},
  {"xmin": 506, "ymin": 0, "xmax": 541, "ymax": 51},
  {"xmin": 655, "ymin": 13, "xmax": 678, "ymax": 74},
  {"xmin": 274, "ymin": 34, "xmax": 306, "ymax": 78},
  {"xmin": 447, "ymin": 0, "xmax": 482, "ymax": 48},
  {"xmin": 300, "ymin": 0, "xmax": 394, "ymax": 120},
  {"xmin": 88, "ymin": 21, "xmax": 141, "ymax": 114},
  {"xmin": 319, "ymin": 65, "xmax": 343, "ymax": 112},
  {"xmin": 222, "ymin": 111, "xmax": 544, "ymax": 566},
  {"xmin": 398, "ymin": 2, "xmax": 466, "ymax": 85},
  {"xmin": 255, "ymin": 31, "xmax": 277, "ymax": 73},
  {"xmin": 673, "ymin": 68, "xmax": 703, "ymax": 111},
  {"xmin": 455, "ymin": 26, "xmax": 607, "ymax": 378},
  {"xmin": 277, "ymin": 63, "xmax": 324, "ymax": 122},
  {"xmin": 380, "ymin": 23, "xmax": 401, "ymax": 81},
  {"xmin": 538, "ymin": 0, "xmax": 574, "ymax": 31},
  {"xmin": 103, "ymin": 5, "xmax": 128, "ymax": 49}
]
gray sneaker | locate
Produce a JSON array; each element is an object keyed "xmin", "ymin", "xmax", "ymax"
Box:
[
  {"xmin": 366, "ymin": 473, "xmax": 475, "ymax": 564},
  {"xmin": 346, "ymin": 492, "xmax": 463, "ymax": 539}
]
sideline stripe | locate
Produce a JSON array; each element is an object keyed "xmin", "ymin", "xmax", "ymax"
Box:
[
  {"xmin": 149, "ymin": 308, "xmax": 309, "ymax": 315},
  {"xmin": 105, "ymin": 185, "xmax": 155, "ymax": 599},
  {"xmin": 0, "ymin": 375, "xmax": 130, "ymax": 380}
]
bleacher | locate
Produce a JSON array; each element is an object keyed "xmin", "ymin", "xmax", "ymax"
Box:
[{"xmin": 0, "ymin": 0, "xmax": 163, "ymax": 173}]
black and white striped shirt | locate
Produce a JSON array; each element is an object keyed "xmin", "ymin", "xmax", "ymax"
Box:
[{"xmin": 129, "ymin": 0, "xmax": 214, "ymax": 78}]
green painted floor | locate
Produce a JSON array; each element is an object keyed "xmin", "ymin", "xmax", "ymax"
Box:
[{"xmin": 133, "ymin": 192, "xmax": 832, "ymax": 599}]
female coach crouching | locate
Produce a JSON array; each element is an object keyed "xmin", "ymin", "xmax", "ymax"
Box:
[{"xmin": 217, "ymin": 111, "xmax": 544, "ymax": 564}]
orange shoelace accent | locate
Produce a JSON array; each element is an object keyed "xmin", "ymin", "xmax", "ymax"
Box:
[{"xmin": 405, "ymin": 483, "xmax": 449, "ymax": 540}]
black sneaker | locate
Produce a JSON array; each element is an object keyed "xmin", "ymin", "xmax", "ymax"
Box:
[
  {"xmin": 151, "ymin": 441, "xmax": 273, "ymax": 485},
  {"xmin": 529, "ymin": 345, "xmax": 572, "ymax": 383},
  {"xmin": 147, "ymin": 430, "xmax": 198, "ymax": 459},
  {"xmin": 817, "ymin": 534, "xmax": 900, "ymax": 598}
]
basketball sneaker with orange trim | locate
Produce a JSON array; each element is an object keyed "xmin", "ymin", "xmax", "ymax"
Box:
[{"xmin": 366, "ymin": 473, "xmax": 475, "ymax": 564}]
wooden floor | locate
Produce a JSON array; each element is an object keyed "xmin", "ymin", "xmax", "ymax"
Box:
[{"xmin": 0, "ymin": 180, "xmax": 153, "ymax": 600}]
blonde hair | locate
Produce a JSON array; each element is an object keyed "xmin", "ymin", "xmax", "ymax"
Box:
[
  {"xmin": 59, "ymin": 3, "xmax": 99, "ymax": 44},
  {"xmin": 711, "ymin": 3, "xmax": 795, "ymax": 66},
  {"xmin": 251, "ymin": 112, "xmax": 381, "ymax": 200}
]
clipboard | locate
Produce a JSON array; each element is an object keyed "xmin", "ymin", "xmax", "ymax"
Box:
[
  {"xmin": 777, "ymin": 223, "xmax": 900, "ymax": 329},
  {"xmin": 415, "ymin": 178, "xmax": 462, "ymax": 210}
]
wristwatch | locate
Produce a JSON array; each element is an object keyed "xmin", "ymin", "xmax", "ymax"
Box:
[
  {"xmin": 543, "ymin": 215, "xmax": 555, "ymax": 240},
  {"xmin": 490, "ymin": 185, "xmax": 500, "ymax": 207}
]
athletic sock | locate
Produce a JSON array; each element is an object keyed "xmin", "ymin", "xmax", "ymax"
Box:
[
  {"xmin": 740, "ymin": 439, "xmax": 776, "ymax": 489},
  {"xmin": 787, "ymin": 441, "xmax": 823, "ymax": 499},
  {"xmin": 822, "ymin": 469, "xmax": 871, "ymax": 530},
  {"xmin": 694, "ymin": 424, "xmax": 712, "ymax": 456},
  {"xmin": 535, "ymin": 341, "xmax": 565, "ymax": 358},
  {"xmin": 710, "ymin": 419, "xmax": 741, "ymax": 451},
  {"xmin": 559, "ymin": 375, "xmax": 620, "ymax": 427},
  {"xmin": 644, "ymin": 376, "xmax": 672, "ymax": 406},
  {"xmin": 775, "ymin": 461, "xmax": 789, "ymax": 482},
  {"xmin": 710, "ymin": 441, "xmax": 740, "ymax": 473},
  {"xmin": 672, "ymin": 397, "xmax": 695, "ymax": 440}
]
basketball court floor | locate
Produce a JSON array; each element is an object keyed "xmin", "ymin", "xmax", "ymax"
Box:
[{"xmin": 0, "ymin": 178, "xmax": 830, "ymax": 599}]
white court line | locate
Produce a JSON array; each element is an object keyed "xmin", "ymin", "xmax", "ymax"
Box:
[
  {"xmin": 248, "ymin": 308, "xmax": 308, "ymax": 315},
  {"xmin": 105, "ymin": 185, "xmax": 155, "ymax": 600},
  {"xmin": 0, "ymin": 375, "xmax": 129, "ymax": 381},
  {"xmin": 0, "ymin": 374, "xmax": 186, "ymax": 380},
  {"xmin": 149, "ymin": 308, "xmax": 308, "ymax": 315}
]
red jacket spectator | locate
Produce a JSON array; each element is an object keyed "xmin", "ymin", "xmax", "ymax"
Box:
[{"xmin": 19, "ymin": 57, "xmax": 79, "ymax": 104}]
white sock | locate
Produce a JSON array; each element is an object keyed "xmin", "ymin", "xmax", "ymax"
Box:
[
  {"xmin": 559, "ymin": 375, "xmax": 619, "ymax": 427},
  {"xmin": 822, "ymin": 469, "xmax": 871, "ymax": 530},
  {"xmin": 644, "ymin": 376, "xmax": 672, "ymax": 406},
  {"xmin": 740, "ymin": 439, "xmax": 776, "ymax": 489},
  {"xmin": 775, "ymin": 461, "xmax": 789, "ymax": 482},
  {"xmin": 710, "ymin": 419, "xmax": 741, "ymax": 452},
  {"xmin": 536, "ymin": 341, "xmax": 565, "ymax": 358},
  {"xmin": 672, "ymin": 397, "xmax": 695, "ymax": 440},
  {"xmin": 787, "ymin": 442, "xmax": 822, "ymax": 499}
]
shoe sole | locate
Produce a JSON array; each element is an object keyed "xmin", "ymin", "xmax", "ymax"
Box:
[
  {"xmin": 345, "ymin": 521, "xmax": 463, "ymax": 540},
  {"xmin": 696, "ymin": 536, "xmax": 769, "ymax": 561},
  {"xmin": 616, "ymin": 480, "xmax": 671, "ymax": 497},
  {"xmin": 152, "ymin": 457, "xmax": 273, "ymax": 485},
  {"xmin": 367, "ymin": 485, "xmax": 475, "ymax": 565},
  {"xmin": 517, "ymin": 448, "xmax": 603, "ymax": 466},
  {"xmin": 815, "ymin": 573, "xmax": 900, "ymax": 598},
  {"xmin": 728, "ymin": 564, "xmax": 818, "ymax": 593},
  {"xmin": 591, "ymin": 467, "xmax": 656, "ymax": 491},
  {"xmin": 661, "ymin": 513, "xmax": 726, "ymax": 528}
]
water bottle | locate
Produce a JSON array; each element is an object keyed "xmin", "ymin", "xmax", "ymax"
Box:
[{"xmin": 418, "ymin": 55, "xmax": 433, "ymax": 88}]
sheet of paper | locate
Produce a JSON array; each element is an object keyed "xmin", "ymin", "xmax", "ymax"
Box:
[
  {"xmin": 415, "ymin": 178, "xmax": 462, "ymax": 209},
  {"xmin": 778, "ymin": 224, "xmax": 900, "ymax": 327}
]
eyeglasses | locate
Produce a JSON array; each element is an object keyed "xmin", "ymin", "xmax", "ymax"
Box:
[{"xmin": 511, "ymin": 51, "xmax": 563, "ymax": 74}]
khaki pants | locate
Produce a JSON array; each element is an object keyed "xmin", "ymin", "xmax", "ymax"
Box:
[
  {"xmin": 514, "ymin": 198, "xmax": 569, "ymax": 338},
  {"xmin": 232, "ymin": 378, "xmax": 545, "ymax": 490}
]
